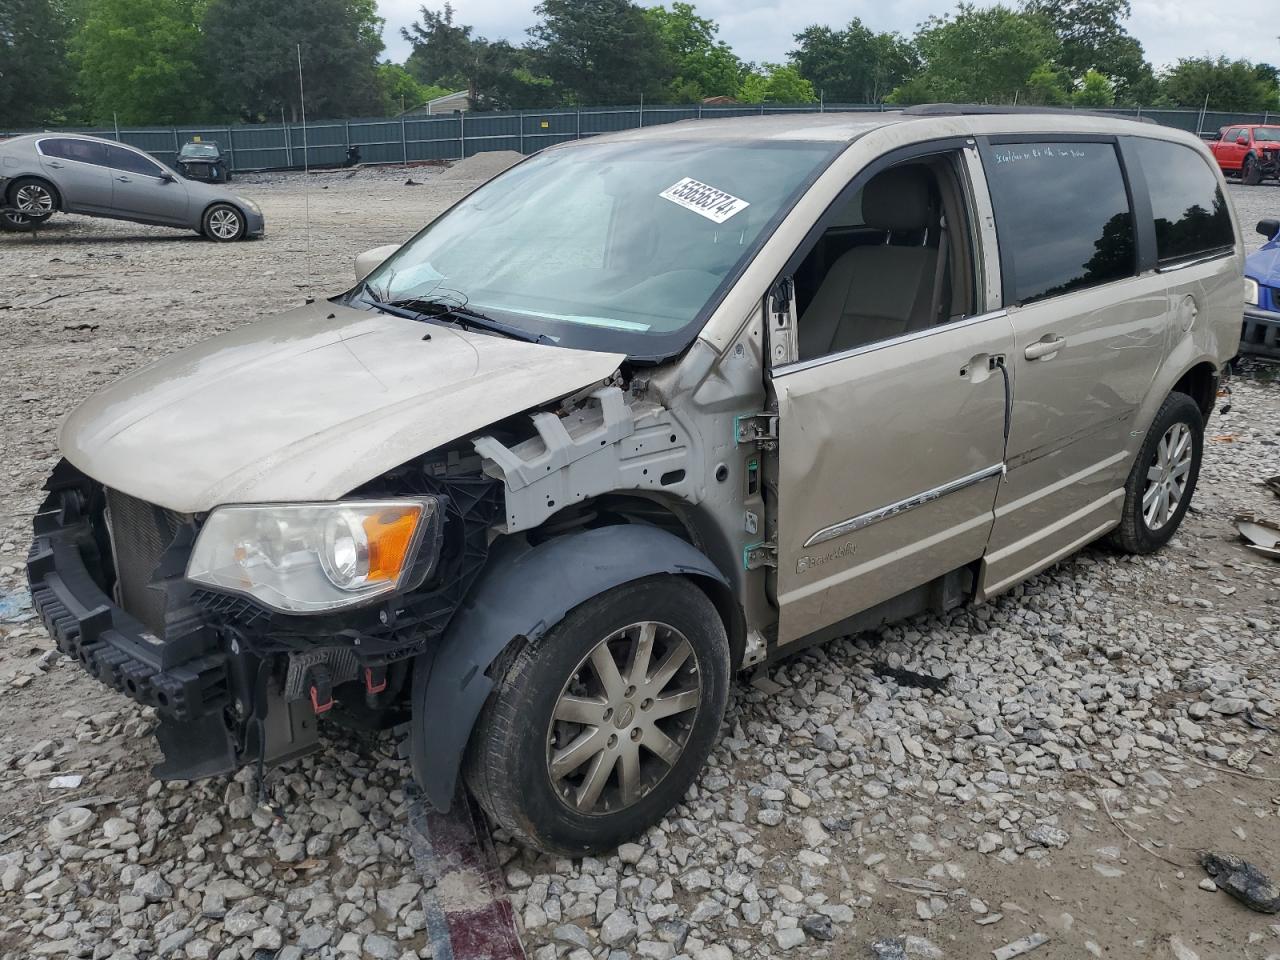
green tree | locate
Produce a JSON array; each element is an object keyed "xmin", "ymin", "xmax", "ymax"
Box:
[
  {"xmin": 738, "ymin": 63, "xmax": 816, "ymax": 104},
  {"xmin": 203, "ymin": 0, "xmax": 385, "ymax": 121},
  {"xmin": 790, "ymin": 20, "xmax": 917, "ymax": 103},
  {"xmin": 72, "ymin": 0, "xmax": 210, "ymax": 125},
  {"xmin": 377, "ymin": 62, "xmax": 450, "ymax": 114},
  {"xmin": 0, "ymin": 0, "xmax": 78, "ymax": 128},
  {"xmin": 1025, "ymin": 63, "xmax": 1068, "ymax": 105},
  {"xmin": 1159, "ymin": 56, "xmax": 1280, "ymax": 112},
  {"xmin": 471, "ymin": 40, "xmax": 557, "ymax": 110},
  {"xmin": 401, "ymin": 2, "xmax": 473, "ymax": 90},
  {"xmin": 527, "ymin": 0, "xmax": 674, "ymax": 105},
  {"xmin": 888, "ymin": 4, "xmax": 1060, "ymax": 105},
  {"xmin": 1073, "ymin": 67, "xmax": 1115, "ymax": 106},
  {"xmin": 645, "ymin": 3, "xmax": 742, "ymax": 101},
  {"xmin": 1022, "ymin": 0, "xmax": 1150, "ymax": 102}
]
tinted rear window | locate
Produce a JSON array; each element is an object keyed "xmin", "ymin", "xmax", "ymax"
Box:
[
  {"xmin": 983, "ymin": 141, "xmax": 1136, "ymax": 305},
  {"xmin": 1132, "ymin": 139, "xmax": 1235, "ymax": 265},
  {"xmin": 108, "ymin": 146, "xmax": 165, "ymax": 177},
  {"xmin": 41, "ymin": 138, "xmax": 108, "ymax": 165}
]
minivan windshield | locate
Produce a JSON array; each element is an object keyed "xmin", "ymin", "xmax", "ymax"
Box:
[{"xmin": 359, "ymin": 138, "xmax": 842, "ymax": 359}]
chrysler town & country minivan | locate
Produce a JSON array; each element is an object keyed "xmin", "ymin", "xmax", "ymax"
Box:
[{"xmin": 27, "ymin": 106, "xmax": 1243, "ymax": 854}]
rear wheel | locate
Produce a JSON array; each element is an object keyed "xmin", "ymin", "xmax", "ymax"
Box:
[
  {"xmin": 1108, "ymin": 392, "xmax": 1203, "ymax": 554},
  {"xmin": 202, "ymin": 203, "xmax": 245, "ymax": 242},
  {"xmin": 8, "ymin": 177, "xmax": 57, "ymax": 219},
  {"xmin": 1243, "ymin": 156, "xmax": 1263, "ymax": 185},
  {"xmin": 464, "ymin": 576, "xmax": 730, "ymax": 856}
]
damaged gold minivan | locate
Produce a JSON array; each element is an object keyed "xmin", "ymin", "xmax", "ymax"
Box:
[{"xmin": 28, "ymin": 106, "xmax": 1243, "ymax": 855}]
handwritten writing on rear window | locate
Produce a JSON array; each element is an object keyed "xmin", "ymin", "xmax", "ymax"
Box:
[{"xmin": 992, "ymin": 145, "xmax": 1090, "ymax": 164}]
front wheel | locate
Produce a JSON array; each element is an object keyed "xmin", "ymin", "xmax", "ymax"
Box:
[
  {"xmin": 202, "ymin": 203, "xmax": 245, "ymax": 242},
  {"xmin": 464, "ymin": 576, "xmax": 730, "ymax": 856},
  {"xmin": 1108, "ymin": 392, "xmax": 1204, "ymax": 554}
]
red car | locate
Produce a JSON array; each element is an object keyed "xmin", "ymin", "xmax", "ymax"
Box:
[{"xmin": 1208, "ymin": 124, "xmax": 1280, "ymax": 184}]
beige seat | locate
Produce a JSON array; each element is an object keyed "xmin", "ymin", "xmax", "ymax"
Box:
[{"xmin": 798, "ymin": 166, "xmax": 941, "ymax": 359}]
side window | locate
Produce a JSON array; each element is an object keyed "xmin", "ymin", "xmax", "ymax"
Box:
[
  {"xmin": 41, "ymin": 138, "xmax": 108, "ymax": 166},
  {"xmin": 107, "ymin": 145, "xmax": 164, "ymax": 178},
  {"xmin": 792, "ymin": 151, "xmax": 980, "ymax": 361},
  {"xmin": 1131, "ymin": 138, "xmax": 1235, "ymax": 266},
  {"xmin": 1223, "ymin": 127, "xmax": 1243, "ymax": 143},
  {"xmin": 982, "ymin": 141, "xmax": 1136, "ymax": 306}
]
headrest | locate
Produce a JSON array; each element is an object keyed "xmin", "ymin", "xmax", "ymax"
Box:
[{"xmin": 861, "ymin": 165, "xmax": 933, "ymax": 232}]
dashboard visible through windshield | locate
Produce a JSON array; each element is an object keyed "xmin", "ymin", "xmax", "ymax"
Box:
[{"xmin": 358, "ymin": 138, "xmax": 843, "ymax": 360}]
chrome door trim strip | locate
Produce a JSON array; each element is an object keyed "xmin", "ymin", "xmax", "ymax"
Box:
[
  {"xmin": 802, "ymin": 462, "xmax": 1006, "ymax": 548},
  {"xmin": 1155, "ymin": 248, "xmax": 1234, "ymax": 273},
  {"xmin": 773, "ymin": 309, "xmax": 1010, "ymax": 378}
]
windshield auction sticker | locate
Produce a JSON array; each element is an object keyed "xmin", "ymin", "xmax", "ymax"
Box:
[{"xmin": 660, "ymin": 177, "xmax": 750, "ymax": 223}]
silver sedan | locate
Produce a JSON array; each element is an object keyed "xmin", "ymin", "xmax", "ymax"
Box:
[{"xmin": 0, "ymin": 133, "xmax": 264, "ymax": 241}]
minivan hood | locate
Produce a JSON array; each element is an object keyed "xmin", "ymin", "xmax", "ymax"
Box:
[{"xmin": 60, "ymin": 303, "xmax": 623, "ymax": 512}]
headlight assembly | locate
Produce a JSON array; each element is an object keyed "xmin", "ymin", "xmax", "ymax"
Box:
[
  {"xmin": 1245, "ymin": 276, "xmax": 1259, "ymax": 306},
  {"xmin": 187, "ymin": 499, "xmax": 441, "ymax": 613}
]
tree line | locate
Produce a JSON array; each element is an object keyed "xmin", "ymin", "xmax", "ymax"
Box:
[{"xmin": 2, "ymin": 0, "xmax": 1278, "ymax": 130}]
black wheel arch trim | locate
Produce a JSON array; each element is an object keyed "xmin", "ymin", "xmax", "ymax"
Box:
[{"xmin": 409, "ymin": 523, "xmax": 732, "ymax": 812}]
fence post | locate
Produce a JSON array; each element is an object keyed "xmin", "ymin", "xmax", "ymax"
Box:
[
  {"xmin": 639, "ymin": 94, "xmax": 644, "ymax": 128},
  {"xmin": 173, "ymin": 127, "xmax": 180, "ymax": 156},
  {"xmin": 401, "ymin": 116, "xmax": 407, "ymax": 166},
  {"xmin": 459, "ymin": 110, "xmax": 465, "ymax": 159},
  {"xmin": 519, "ymin": 110, "xmax": 525, "ymax": 153},
  {"xmin": 226, "ymin": 126, "xmax": 235, "ymax": 172},
  {"xmin": 283, "ymin": 108, "xmax": 292, "ymax": 168},
  {"xmin": 576, "ymin": 108, "xmax": 581, "ymax": 141},
  {"xmin": 697, "ymin": 103, "xmax": 702, "ymax": 120}
]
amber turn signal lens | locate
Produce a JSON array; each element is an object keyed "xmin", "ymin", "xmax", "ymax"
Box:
[{"xmin": 362, "ymin": 505, "xmax": 423, "ymax": 583}]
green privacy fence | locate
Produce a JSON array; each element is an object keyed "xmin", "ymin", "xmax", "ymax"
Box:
[{"xmin": 4, "ymin": 103, "xmax": 1275, "ymax": 173}]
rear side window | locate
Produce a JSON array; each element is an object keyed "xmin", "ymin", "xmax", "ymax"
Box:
[
  {"xmin": 41, "ymin": 138, "xmax": 108, "ymax": 166},
  {"xmin": 983, "ymin": 141, "xmax": 1136, "ymax": 306},
  {"xmin": 1132, "ymin": 138, "xmax": 1235, "ymax": 266},
  {"xmin": 107, "ymin": 146, "xmax": 164, "ymax": 178}
]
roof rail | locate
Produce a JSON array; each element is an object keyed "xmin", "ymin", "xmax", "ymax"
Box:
[{"xmin": 900, "ymin": 103, "xmax": 1156, "ymax": 124}]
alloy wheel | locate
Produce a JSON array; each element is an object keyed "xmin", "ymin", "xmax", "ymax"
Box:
[
  {"xmin": 546, "ymin": 620, "xmax": 701, "ymax": 815},
  {"xmin": 208, "ymin": 208, "xmax": 241, "ymax": 240},
  {"xmin": 1142, "ymin": 421, "xmax": 1193, "ymax": 531},
  {"xmin": 15, "ymin": 183, "xmax": 54, "ymax": 215}
]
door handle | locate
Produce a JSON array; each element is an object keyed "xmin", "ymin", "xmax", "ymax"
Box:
[
  {"xmin": 47, "ymin": 161, "xmax": 64, "ymax": 168},
  {"xmin": 116, "ymin": 176, "xmax": 131, "ymax": 182},
  {"xmin": 1024, "ymin": 336, "xmax": 1066, "ymax": 361}
]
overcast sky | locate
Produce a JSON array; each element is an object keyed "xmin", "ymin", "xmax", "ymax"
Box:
[{"xmin": 374, "ymin": 0, "xmax": 1280, "ymax": 76}]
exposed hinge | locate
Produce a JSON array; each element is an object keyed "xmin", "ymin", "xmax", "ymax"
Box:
[
  {"xmin": 743, "ymin": 540, "xmax": 777, "ymax": 570},
  {"xmin": 735, "ymin": 413, "xmax": 778, "ymax": 448}
]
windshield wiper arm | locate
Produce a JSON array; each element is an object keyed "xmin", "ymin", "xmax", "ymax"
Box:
[{"xmin": 365, "ymin": 289, "xmax": 552, "ymax": 345}]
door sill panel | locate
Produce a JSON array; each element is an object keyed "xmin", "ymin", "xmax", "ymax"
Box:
[{"xmin": 978, "ymin": 489, "xmax": 1123, "ymax": 600}]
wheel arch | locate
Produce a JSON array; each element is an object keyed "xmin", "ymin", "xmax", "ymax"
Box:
[
  {"xmin": 409, "ymin": 522, "xmax": 737, "ymax": 812},
  {"xmin": 1170, "ymin": 360, "xmax": 1218, "ymax": 420},
  {"xmin": 200, "ymin": 199, "xmax": 247, "ymax": 234}
]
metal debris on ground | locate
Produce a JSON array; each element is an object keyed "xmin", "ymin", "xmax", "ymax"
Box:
[
  {"xmin": 992, "ymin": 932, "xmax": 1051, "ymax": 959},
  {"xmin": 1234, "ymin": 515, "xmax": 1280, "ymax": 560},
  {"xmin": 1201, "ymin": 852, "xmax": 1280, "ymax": 913},
  {"xmin": 873, "ymin": 664, "xmax": 950, "ymax": 691},
  {"xmin": 1266, "ymin": 474, "xmax": 1280, "ymax": 498}
]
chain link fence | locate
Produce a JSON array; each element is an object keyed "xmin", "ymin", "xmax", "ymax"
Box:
[{"xmin": 4, "ymin": 102, "xmax": 1276, "ymax": 174}]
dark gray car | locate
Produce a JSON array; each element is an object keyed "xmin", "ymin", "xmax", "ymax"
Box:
[{"xmin": 0, "ymin": 133, "xmax": 263, "ymax": 240}]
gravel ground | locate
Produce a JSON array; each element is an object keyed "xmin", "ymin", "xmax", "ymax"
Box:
[{"xmin": 0, "ymin": 168, "xmax": 1278, "ymax": 960}]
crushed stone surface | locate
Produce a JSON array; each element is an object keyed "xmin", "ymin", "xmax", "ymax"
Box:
[{"xmin": 0, "ymin": 169, "xmax": 1278, "ymax": 960}]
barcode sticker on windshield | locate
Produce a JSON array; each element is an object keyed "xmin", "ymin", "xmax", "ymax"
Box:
[{"xmin": 660, "ymin": 177, "xmax": 750, "ymax": 223}]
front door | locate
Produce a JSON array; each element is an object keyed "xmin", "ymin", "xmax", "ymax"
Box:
[
  {"xmin": 768, "ymin": 145, "xmax": 1013, "ymax": 645},
  {"xmin": 977, "ymin": 137, "xmax": 1167, "ymax": 598},
  {"xmin": 107, "ymin": 145, "xmax": 190, "ymax": 225}
]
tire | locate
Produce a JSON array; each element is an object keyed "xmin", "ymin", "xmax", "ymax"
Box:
[
  {"xmin": 464, "ymin": 575, "xmax": 730, "ymax": 856},
  {"xmin": 0, "ymin": 209, "xmax": 37, "ymax": 232},
  {"xmin": 7, "ymin": 177, "xmax": 58, "ymax": 218},
  {"xmin": 202, "ymin": 203, "xmax": 245, "ymax": 242},
  {"xmin": 1108, "ymin": 392, "xmax": 1204, "ymax": 554},
  {"xmin": 1243, "ymin": 156, "xmax": 1262, "ymax": 186}
]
